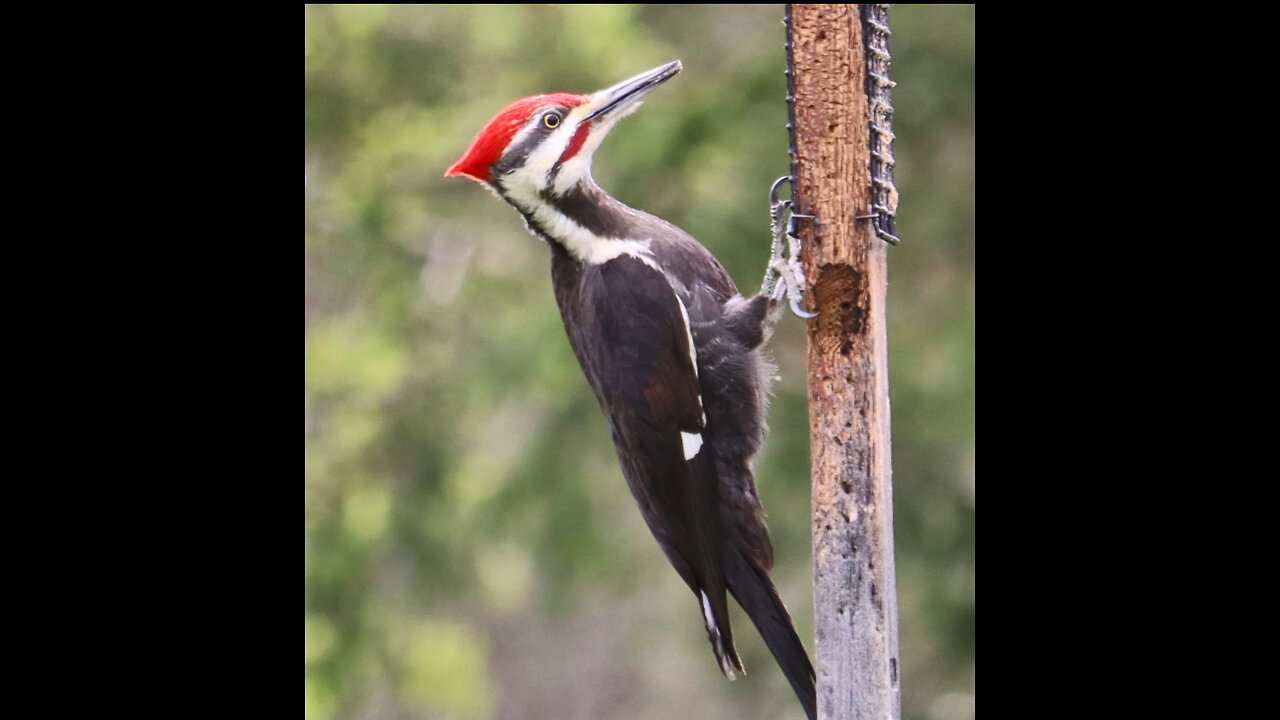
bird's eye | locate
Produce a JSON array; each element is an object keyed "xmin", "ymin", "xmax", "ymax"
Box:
[{"xmin": 543, "ymin": 112, "xmax": 562, "ymax": 129}]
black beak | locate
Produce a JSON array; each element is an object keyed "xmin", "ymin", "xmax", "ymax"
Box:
[{"xmin": 583, "ymin": 60, "xmax": 683, "ymax": 123}]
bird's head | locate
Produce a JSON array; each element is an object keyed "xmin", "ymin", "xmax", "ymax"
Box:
[{"xmin": 445, "ymin": 61, "xmax": 682, "ymax": 202}]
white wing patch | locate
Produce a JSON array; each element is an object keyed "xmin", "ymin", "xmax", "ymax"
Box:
[{"xmin": 681, "ymin": 431, "xmax": 703, "ymax": 460}]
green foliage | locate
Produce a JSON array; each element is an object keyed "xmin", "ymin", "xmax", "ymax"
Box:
[{"xmin": 305, "ymin": 5, "xmax": 974, "ymax": 720}]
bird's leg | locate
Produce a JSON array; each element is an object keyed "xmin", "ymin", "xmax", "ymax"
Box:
[
  {"xmin": 774, "ymin": 209, "xmax": 816, "ymax": 319},
  {"xmin": 761, "ymin": 181, "xmax": 788, "ymax": 300},
  {"xmin": 762, "ymin": 176, "xmax": 817, "ymax": 320}
]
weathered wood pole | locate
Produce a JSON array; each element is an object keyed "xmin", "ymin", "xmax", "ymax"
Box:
[{"xmin": 789, "ymin": 5, "xmax": 902, "ymax": 719}]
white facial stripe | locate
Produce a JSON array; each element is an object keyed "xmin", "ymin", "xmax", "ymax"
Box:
[
  {"xmin": 504, "ymin": 116, "xmax": 547, "ymax": 162},
  {"xmin": 552, "ymin": 151, "xmax": 594, "ymax": 196},
  {"xmin": 516, "ymin": 102, "xmax": 601, "ymax": 189},
  {"xmin": 549, "ymin": 110, "xmax": 625, "ymax": 196},
  {"xmin": 516, "ymin": 116, "xmax": 575, "ymax": 186}
]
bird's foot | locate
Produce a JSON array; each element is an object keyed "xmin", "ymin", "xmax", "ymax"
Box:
[
  {"xmin": 762, "ymin": 176, "xmax": 817, "ymax": 320},
  {"xmin": 770, "ymin": 253, "xmax": 817, "ymax": 319}
]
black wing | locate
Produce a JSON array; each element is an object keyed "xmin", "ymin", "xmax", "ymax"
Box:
[{"xmin": 552, "ymin": 249, "xmax": 743, "ymax": 677}]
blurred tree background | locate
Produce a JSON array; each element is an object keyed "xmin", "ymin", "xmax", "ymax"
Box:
[{"xmin": 305, "ymin": 5, "xmax": 974, "ymax": 720}]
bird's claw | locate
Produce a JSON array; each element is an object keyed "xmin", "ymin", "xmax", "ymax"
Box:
[
  {"xmin": 763, "ymin": 176, "xmax": 818, "ymax": 320},
  {"xmin": 770, "ymin": 256, "xmax": 818, "ymax": 319}
]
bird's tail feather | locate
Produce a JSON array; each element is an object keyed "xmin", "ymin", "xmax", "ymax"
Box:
[
  {"xmin": 700, "ymin": 589, "xmax": 743, "ymax": 679},
  {"xmin": 726, "ymin": 547, "xmax": 816, "ymax": 720}
]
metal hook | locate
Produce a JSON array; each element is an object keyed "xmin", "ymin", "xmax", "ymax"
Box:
[{"xmin": 770, "ymin": 175, "xmax": 792, "ymax": 207}]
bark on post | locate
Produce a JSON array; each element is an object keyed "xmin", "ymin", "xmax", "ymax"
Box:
[{"xmin": 789, "ymin": 5, "xmax": 901, "ymax": 719}]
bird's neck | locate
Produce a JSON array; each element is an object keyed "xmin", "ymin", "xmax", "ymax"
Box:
[{"xmin": 502, "ymin": 178, "xmax": 655, "ymax": 267}]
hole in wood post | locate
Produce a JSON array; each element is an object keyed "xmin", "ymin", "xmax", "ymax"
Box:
[{"xmin": 813, "ymin": 263, "xmax": 869, "ymax": 356}]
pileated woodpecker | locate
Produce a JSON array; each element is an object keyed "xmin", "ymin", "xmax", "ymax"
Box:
[{"xmin": 446, "ymin": 61, "xmax": 816, "ymax": 720}]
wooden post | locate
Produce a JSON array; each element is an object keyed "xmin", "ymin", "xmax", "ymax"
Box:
[{"xmin": 789, "ymin": 5, "xmax": 901, "ymax": 719}]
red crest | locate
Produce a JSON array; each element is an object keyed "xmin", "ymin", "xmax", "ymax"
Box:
[{"xmin": 445, "ymin": 92, "xmax": 587, "ymax": 183}]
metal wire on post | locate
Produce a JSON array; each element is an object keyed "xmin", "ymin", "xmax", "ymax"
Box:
[
  {"xmin": 784, "ymin": 3, "xmax": 799, "ymax": 207},
  {"xmin": 863, "ymin": 4, "xmax": 900, "ymax": 245}
]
